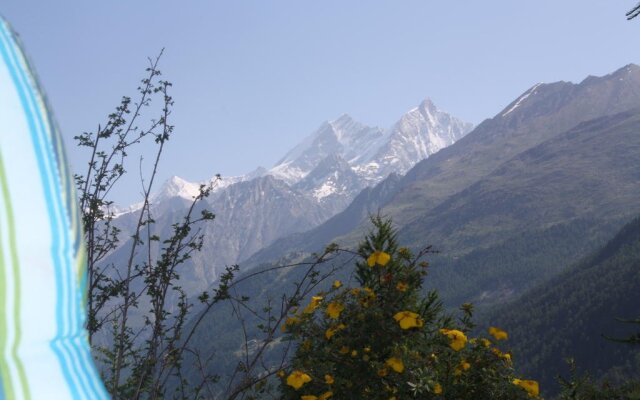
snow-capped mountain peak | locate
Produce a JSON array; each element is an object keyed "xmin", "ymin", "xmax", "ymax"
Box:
[
  {"xmin": 152, "ymin": 175, "xmax": 202, "ymax": 202},
  {"xmin": 118, "ymin": 98, "xmax": 471, "ymax": 217},
  {"xmin": 358, "ymin": 99, "xmax": 473, "ymax": 180},
  {"xmin": 269, "ymin": 114, "xmax": 384, "ymax": 183},
  {"xmin": 269, "ymin": 100, "xmax": 472, "ymax": 188}
]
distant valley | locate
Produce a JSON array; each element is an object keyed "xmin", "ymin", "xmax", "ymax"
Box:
[
  {"xmin": 177, "ymin": 64, "xmax": 640, "ymax": 397},
  {"xmin": 104, "ymin": 64, "xmax": 640, "ymax": 398}
]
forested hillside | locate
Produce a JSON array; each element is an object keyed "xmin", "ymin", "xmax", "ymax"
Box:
[{"xmin": 485, "ymin": 215, "xmax": 640, "ymax": 395}]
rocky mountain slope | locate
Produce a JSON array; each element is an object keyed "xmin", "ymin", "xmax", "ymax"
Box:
[
  {"xmin": 179, "ymin": 63, "xmax": 640, "ymax": 392},
  {"xmin": 245, "ymin": 64, "xmax": 640, "ymax": 304},
  {"xmin": 107, "ymin": 98, "xmax": 471, "ymax": 293}
]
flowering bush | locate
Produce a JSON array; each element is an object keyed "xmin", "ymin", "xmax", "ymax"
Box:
[{"xmin": 278, "ymin": 217, "xmax": 540, "ymax": 399}]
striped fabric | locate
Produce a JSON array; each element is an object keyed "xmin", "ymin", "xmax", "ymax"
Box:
[{"xmin": 0, "ymin": 17, "xmax": 109, "ymax": 399}]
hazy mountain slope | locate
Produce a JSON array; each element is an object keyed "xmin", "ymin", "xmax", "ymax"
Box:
[
  {"xmin": 387, "ymin": 64, "xmax": 640, "ymax": 227},
  {"xmin": 485, "ymin": 215, "xmax": 640, "ymax": 395},
  {"xmin": 102, "ymin": 175, "xmax": 333, "ymax": 296},
  {"xmin": 106, "ymin": 99, "xmax": 471, "ymax": 296},
  {"xmin": 200, "ymin": 175, "xmax": 333, "ymax": 268},
  {"xmin": 179, "ymin": 65, "xmax": 640, "ymax": 392},
  {"xmin": 400, "ymin": 109, "xmax": 640, "ymax": 252},
  {"xmin": 244, "ymin": 173, "xmax": 403, "ymax": 265},
  {"xmin": 244, "ymin": 64, "xmax": 640, "ymax": 273},
  {"xmin": 247, "ymin": 108, "xmax": 640, "ymax": 309}
]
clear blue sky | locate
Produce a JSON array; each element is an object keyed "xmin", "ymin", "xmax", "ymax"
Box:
[{"xmin": 2, "ymin": 1, "xmax": 638, "ymax": 204}]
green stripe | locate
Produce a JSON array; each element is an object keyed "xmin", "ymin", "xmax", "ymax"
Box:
[
  {"xmin": 0, "ymin": 152, "xmax": 31, "ymax": 399},
  {"xmin": 0, "ymin": 155, "xmax": 15, "ymax": 400},
  {"xmin": 76, "ymin": 243, "xmax": 87, "ymax": 311}
]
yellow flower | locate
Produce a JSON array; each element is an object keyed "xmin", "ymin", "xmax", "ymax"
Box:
[
  {"xmin": 324, "ymin": 327, "xmax": 336, "ymax": 340},
  {"xmin": 489, "ymin": 326, "xmax": 508, "ymax": 341},
  {"xmin": 301, "ymin": 396, "xmax": 317, "ymax": 400},
  {"xmin": 385, "ymin": 357, "xmax": 405, "ymax": 373},
  {"xmin": 377, "ymin": 368, "xmax": 388, "ymax": 377},
  {"xmin": 439, "ymin": 329, "xmax": 467, "ymax": 351},
  {"xmin": 277, "ymin": 370, "xmax": 285, "ymax": 378},
  {"xmin": 433, "ymin": 383, "xmax": 443, "ymax": 395},
  {"xmin": 359, "ymin": 287, "xmax": 377, "ymax": 307},
  {"xmin": 393, "ymin": 311, "xmax": 424, "ymax": 330},
  {"xmin": 512, "ymin": 379, "xmax": 540, "ymax": 397},
  {"xmin": 324, "ymin": 374, "xmax": 334, "ymax": 385},
  {"xmin": 319, "ymin": 391, "xmax": 333, "ymax": 400},
  {"xmin": 326, "ymin": 302, "xmax": 345, "ymax": 319},
  {"xmin": 282, "ymin": 316, "xmax": 300, "ymax": 332},
  {"xmin": 351, "ymin": 350, "xmax": 358, "ymax": 357},
  {"xmin": 395, "ymin": 281, "xmax": 409, "ymax": 292},
  {"xmin": 286, "ymin": 370, "xmax": 312, "ymax": 390},
  {"xmin": 350, "ymin": 288, "xmax": 361, "ymax": 296},
  {"xmin": 454, "ymin": 360, "xmax": 471, "ymax": 376},
  {"xmin": 367, "ymin": 250, "xmax": 391, "ymax": 267},
  {"xmin": 339, "ymin": 346, "xmax": 349, "ymax": 354},
  {"xmin": 303, "ymin": 296, "xmax": 323, "ymax": 314},
  {"xmin": 333, "ymin": 280, "xmax": 342, "ymax": 289},
  {"xmin": 325, "ymin": 323, "xmax": 346, "ymax": 340},
  {"xmin": 491, "ymin": 347, "xmax": 512, "ymax": 364}
]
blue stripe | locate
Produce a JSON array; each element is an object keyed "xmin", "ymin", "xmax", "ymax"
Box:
[
  {"xmin": 39, "ymin": 69, "xmax": 108, "ymax": 400},
  {"xmin": 51, "ymin": 110, "xmax": 83, "ymax": 260},
  {"xmin": 38, "ymin": 56, "xmax": 108, "ymax": 400},
  {"xmin": 0, "ymin": 23, "xmax": 98, "ymax": 399},
  {"xmin": 5, "ymin": 26, "xmax": 104, "ymax": 399},
  {"xmin": 0, "ymin": 24, "xmax": 102, "ymax": 399},
  {"xmin": 5, "ymin": 25, "xmax": 108, "ymax": 399},
  {"xmin": 47, "ymin": 111, "xmax": 80, "ymax": 254},
  {"xmin": 0, "ymin": 22, "xmax": 85, "ymax": 400}
]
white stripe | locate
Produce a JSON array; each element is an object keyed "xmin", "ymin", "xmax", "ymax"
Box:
[
  {"xmin": 0, "ymin": 186, "xmax": 25, "ymax": 400},
  {"xmin": 0, "ymin": 41, "xmax": 31, "ymax": 400},
  {"xmin": 10, "ymin": 26, "xmax": 104, "ymax": 399},
  {"xmin": 0, "ymin": 23, "xmax": 80, "ymax": 398}
]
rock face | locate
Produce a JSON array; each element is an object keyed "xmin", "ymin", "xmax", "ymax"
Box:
[
  {"xmin": 105, "ymin": 98, "xmax": 471, "ymax": 292},
  {"xmin": 269, "ymin": 114, "xmax": 385, "ymax": 184},
  {"xmin": 356, "ymin": 98, "xmax": 472, "ymax": 182},
  {"xmin": 197, "ymin": 175, "xmax": 334, "ymax": 269}
]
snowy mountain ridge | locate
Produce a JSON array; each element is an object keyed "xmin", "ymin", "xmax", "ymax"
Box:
[
  {"xmin": 127, "ymin": 97, "xmax": 471, "ymax": 212},
  {"xmin": 266, "ymin": 97, "xmax": 473, "ymax": 191}
]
